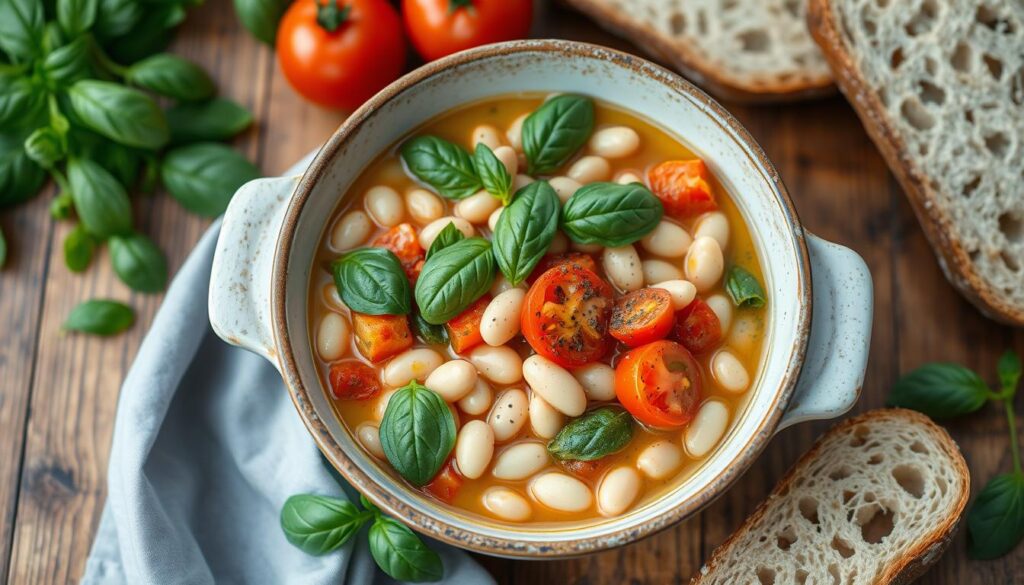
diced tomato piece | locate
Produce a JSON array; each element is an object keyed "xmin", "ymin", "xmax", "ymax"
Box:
[
  {"xmin": 423, "ymin": 459, "xmax": 463, "ymax": 504},
  {"xmin": 351, "ymin": 312, "xmax": 413, "ymax": 363},
  {"xmin": 560, "ymin": 457, "xmax": 609, "ymax": 481},
  {"xmin": 615, "ymin": 340, "xmax": 702, "ymax": 428},
  {"xmin": 522, "ymin": 263, "xmax": 614, "ymax": 368},
  {"xmin": 671, "ymin": 298, "xmax": 723, "ymax": 354},
  {"xmin": 527, "ymin": 253, "xmax": 597, "ymax": 283},
  {"xmin": 648, "ymin": 160, "xmax": 717, "ymax": 219},
  {"xmin": 445, "ymin": 295, "xmax": 489, "ymax": 354},
  {"xmin": 373, "ymin": 223, "xmax": 424, "ymax": 281},
  {"xmin": 328, "ymin": 361, "xmax": 381, "ymax": 400},
  {"xmin": 610, "ymin": 288, "xmax": 676, "ymax": 347}
]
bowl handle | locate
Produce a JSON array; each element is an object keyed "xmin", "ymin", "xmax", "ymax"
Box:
[
  {"xmin": 776, "ymin": 233, "xmax": 873, "ymax": 432},
  {"xmin": 208, "ymin": 175, "xmax": 300, "ymax": 368}
]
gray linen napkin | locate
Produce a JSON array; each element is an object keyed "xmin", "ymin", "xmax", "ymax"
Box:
[{"xmin": 81, "ymin": 158, "xmax": 496, "ymax": 585}]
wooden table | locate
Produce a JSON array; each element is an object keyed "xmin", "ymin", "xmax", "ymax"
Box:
[{"xmin": 1, "ymin": 1, "xmax": 1021, "ymax": 582}]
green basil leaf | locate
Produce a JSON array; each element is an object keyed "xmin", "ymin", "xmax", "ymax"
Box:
[
  {"xmin": 57, "ymin": 0, "xmax": 98, "ymax": 36},
  {"xmin": 414, "ymin": 237, "xmax": 495, "ymax": 324},
  {"xmin": 0, "ymin": 226, "xmax": 6, "ymax": 268},
  {"xmin": 233, "ymin": 0, "xmax": 290, "ymax": 45},
  {"xmin": 126, "ymin": 53, "xmax": 215, "ymax": 102},
  {"xmin": 50, "ymin": 192, "xmax": 73, "ymax": 219},
  {"xmin": 166, "ymin": 98, "xmax": 253, "ymax": 144},
  {"xmin": 472, "ymin": 143, "xmax": 511, "ymax": 204},
  {"xmin": 967, "ymin": 473, "xmax": 1024, "ymax": 560},
  {"xmin": 522, "ymin": 94, "xmax": 594, "ymax": 175},
  {"xmin": 0, "ymin": 72, "xmax": 44, "ymax": 126},
  {"xmin": 424, "ymin": 221, "xmax": 464, "ymax": 261},
  {"xmin": 561, "ymin": 182, "xmax": 663, "ymax": 247},
  {"xmin": 725, "ymin": 266, "xmax": 766, "ymax": 309},
  {"xmin": 493, "ymin": 180, "xmax": 559, "ymax": 285},
  {"xmin": 63, "ymin": 224, "xmax": 95, "ymax": 272},
  {"xmin": 379, "ymin": 381, "xmax": 456, "ymax": 487},
  {"xmin": 104, "ymin": 3, "xmax": 178, "ymax": 64},
  {"xmin": 359, "ymin": 493, "xmax": 379, "ymax": 514},
  {"xmin": 400, "ymin": 136, "xmax": 481, "ymax": 199},
  {"xmin": 62, "ymin": 299, "xmax": 134, "ymax": 335},
  {"xmin": 280, "ymin": 494, "xmax": 369, "ymax": 556},
  {"xmin": 67, "ymin": 157, "xmax": 132, "ymax": 237},
  {"xmin": 0, "ymin": 0, "xmax": 44, "ymax": 62},
  {"xmin": 997, "ymin": 350, "xmax": 1021, "ymax": 397},
  {"xmin": 68, "ymin": 80, "xmax": 169, "ymax": 149},
  {"xmin": 41, "ymin": 36, "xmax": 93, "ymax": 88},
  {"xmin": 109, "ymin": 232, "xmax": 167, "ymax": 293},
  {"xmin": 24, "ymin": 127, "xmax": 65, "ymax": 168},
  {"xmin": 93, "ymin": 0, "xmax": 142, "ymax": 40},
  {"xmin": 412, "ymin": 312, "xmax": 448, "ymax": 345},
  {"xmin": 547, "ymin": 406, "xmax": 634, "ymax": 461},
  {"xmin": 886, "ymin": 363, "xmax": 992, "ymax": 419},
  {"xmin": 0, "ymin": 133, "xmax": 45, "ymax": 207},
  {"xmin": 368, "ymin": 516, "xmax": 444, "ymax": 583},
  {"xmin": 332, "ymin": 247, "xmax": 411, "ymax": 315},
  {"xmin": 161, "ymin": 143, "xmax": 260, "ymax": 216},
  {"xmin": 70, "ymin": 128, "xmax": 141, "ymax": 187}
]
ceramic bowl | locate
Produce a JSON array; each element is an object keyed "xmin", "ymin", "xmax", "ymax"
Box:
[{"xmin": 208, "ymin": 40, "xmax": 873, "ymax": 557}]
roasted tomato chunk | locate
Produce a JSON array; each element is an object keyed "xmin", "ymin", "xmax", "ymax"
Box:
[
  {"xmin": 560, "ymin": 457, "xmax": 610, "ymax": 481},
  {"xmin": 648, "ymin": 160, "xmax": 717, "ymax": 219},
  {"xmin": 423, "ymin": 459, "xmax": 463, "ymax": 504},
  {"xmin": 328, "ymin": 361, "xmax": 382, "ymax": 400},
  {"xmin": 446, "ymin": 295, "xmax": 489, "ymax": 354},
  {"xmin": 671, "ymin": 298, "xmax": 723, "ymax": 354},
  {"xmin": 373, "ymin": 223, "xmax": 424, "ymax": 281},
  {"xmin": 615, "ymin": 340, "xmax": 702, "ymax": 428},
  {"xmin": 610, "ymin": 288, "xmax": 675, "ymax": 348},
  {"xmin": 351, "ymin": 312, "xmax": 413, "ymax": 363}
]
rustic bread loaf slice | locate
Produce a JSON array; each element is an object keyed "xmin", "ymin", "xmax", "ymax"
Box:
[
  {"xmin": 560, "ymin": 0, "xmax": 834, "ymax": 102},
  {"xmin": 808, "ymin": 0, "xmax": 1024, "ymax": 325},
  {"xmin": 691, "ymin": 409, "xmax": 970, "ymax": 585}
]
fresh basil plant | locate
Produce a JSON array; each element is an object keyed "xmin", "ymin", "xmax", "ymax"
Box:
[
  {"xmin": 414, "ymin": 237, "xmax": 496, "ymax": 324},
  {"xmin": 379, "ymin": 381, "xmax": 456, "ymax": 487},
  {"xmin": 561, "ymin": 182, "xmax": 663, "ymax": 247},
  {"xmin": 522, "ymin": 94, "xmax": 594, "ymax": 175},
  {"xmin": 548, "ymin": 406, "xmax": 634, "ymax": 461},
  {"xmin": 400, "ymin": 135, "xmax": 481, "ymax": 199},
  {"xmin": 493, "ymin": 180, "xmax": 560, "ymax": 285},
  {"xmin": 332, "ymin": 247, "xmax": 412, "ymax": 316}
]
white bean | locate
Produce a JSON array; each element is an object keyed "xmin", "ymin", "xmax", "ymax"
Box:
[
  {"xmin": 419, "ymin": 216, "xmax": 475, "ymax": 250},
  {"xmin": 382, "ymin": 348, "xmax": 444, "ymax": 387},
  {"xmin": 530, "ymin": 472, "xmax": 593, "ymax": 513},
  {"xmin": 481, "ymin": 288, "xmax": 525, "ymax": 346},
  {"xmin": 364, "ymin": 185, "xmax": 404, "ymax": 227},
  {"xmin": 455, "ymin": 190, "xmax": 501, "ymax": 225},
  {"xmin": 487, "ymin": 207, "xmax": 503, "ymax": 231},
  {"xmin": 636, "ymin": 440, "xmax": 683, "ymax": 479},
  {"xmin": 529, "ymin": 393, "xmax": 565, "ymax": 439},
  {"xmin": 571, "ymin": 240, "xmax": 603, "ymax": 254},
  {"xmin": 472, "ymin": 124, "xmax": 503, "ymax": 149},
  {"xmin": 424, "ymin": 360, "xmax": 478, "ymax": 402},
  {"xmin": 455, "ymin": 420, "xmax": 494, "ymax": 479},
  {"xmin": 513, "ymin": 174, "xmax": 534, "ymax": 190},
  {"xmin": 322, "ymin": 283, "xmax": 347, "ymax": 312},
  {"xmin": 356, "ymin": 423, "xmax": 386, "ymax": 459},
  {"xmin": 651, "ymin": 280, "xmax": 697, "ymax": 311},
  {"xmin": 487, "ymin": 388, "xmax": 529, "ymax": 442},
  {"xmin": 373, "ymin": 388, "xmax": 398, "ymax": 420},
  {"xmin": 468, "ymin": 345, "xmax": 523, "ymax": 385},
  {"xmin": 493, "ymin": 145, "xmax": 518, "ymax": 177},
  {"xmin": 457, "ymin": 378, "xmax": 493, "ymax": 415},
  {"xmin": 598, "ymin": 466, "xmax": 642, "ymax": 516},
  {"xmin": 588, "ymin": 126, "xmax": 640, "ymax": 158},
  {"xmin": 491, "ymin": 441, "xmax": 549, "ymax": 480},
  {"xmin": 642, "ymin": 259, "xmax": 683, "ymax": 284},
  {"xmin": 640, "ymin": 221, "xmax": 692, "ymax": 258},
  {"xmin": 572, "ymin": 363, "xmax": 616, "ymax": 401},
  {"xmin": 567, "ymin": 155, "xmax": 611, "ymax": 184},
  {"xmin": 705, "ymin": 293, "xmax": 733, "ymax": 333},
  {"xmin": 506, "ymin": 114, "xmax": 528, "ymax": 151},
  {"xmin": 548, "ymin": 176, "xmax": 582, "ymax": 203},
  {"xmin": 603, "ymin": 245, "xmax": 643, "ymax": 293},
  {"xmin": 522, "ymin": 355, "xmax": 587, "ymax": 416},
  {"xmin": 331, "ymin": 210, "xmax": 372, "ymax": 250},
  {"xmin": 483, "ymin": 487, "xmax": 532, "ymax": 521},
  {"xmin": 727, "ymin": 314, "xmax": 761, "ymax": 355},
  {"xmin": 685, "ymin": 400, "xmax": 730, "ymax": 458},
  {"xmin": 548, "ymin": 231, "xmax": 569, "ymax": 254},
  {"xmin": 404, "ymin": 188, "xmax": 444, "ymax": 225},
  {"xmin": 615, "ymin": 171, "xmax": 643, "ymax": 185},
  {"xmin": 694, "ymin": 211, "xmax": 730, "ymax": 250},
  {"xmin": 316, "ymin": 312, "xmax": 350, "ymax": 361},
  {"xmin": 684, "ymin": 236, "xmax": 724, "ymax": 292},
  {"xmin": 711, "ymin": 349, "xmax": 750, "ymax": 393}
]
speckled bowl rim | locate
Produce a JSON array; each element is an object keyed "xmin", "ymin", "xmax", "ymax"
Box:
[{"xmin": 272, "ymin": 40, "xmax": 812, "ymax": 558}]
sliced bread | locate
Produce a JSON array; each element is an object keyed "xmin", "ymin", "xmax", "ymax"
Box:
[
  {"xmin": 560, "ymin": 0, "xmax": 834, "ymax": 102},
  {"xmin": 808, "ymin": 0, "xmax": 1024, "ymax": 325},
  {"xmin": 691, "ymin": 409, "xmax": 970, "ymax": 585}
]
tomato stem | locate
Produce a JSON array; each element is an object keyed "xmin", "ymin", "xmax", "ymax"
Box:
[
  {"xmin": 316, "ymin": 0, "xmax": 352, "ymax": 33},
  {"xmin": 448, "ymin": 0, "xmax": 474, "ymax": 14}
]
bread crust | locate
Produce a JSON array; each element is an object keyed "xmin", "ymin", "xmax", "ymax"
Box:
[
  {"xmin": 806, "ymin": 0, "xmax": 1024, "ymax": 326},
  {"xmin": 690, "ymin": 409, "xmax": 971, "ymax": 584},
  {"xmin": 560, "ymin": 0, "xmax": 836, "ymax": 103}
]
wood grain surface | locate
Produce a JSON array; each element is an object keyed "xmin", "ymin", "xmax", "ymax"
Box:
[{"xmin": 1, "ymin": 1, "xmax": 1021, "ymax": 582}]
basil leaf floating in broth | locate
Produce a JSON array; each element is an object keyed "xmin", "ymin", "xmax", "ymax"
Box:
[
  {"xmin": 547, "ymin": 406, "xmax": 634, "ymax": 461},
  {"xmin": 725, "ymin": 266, "xmax": 767, "ymax": 309},
  {"xmin": 522, "ymin": 94, "xmax": 594, "ymax": 175},
  {"xmin": 400, "ymin": 135, "xmax": 480, "ymax": 199},
  {"xmin": 369, "ymin": 516, "xmax": 444, "ymax": 582},
  {"xmin": 424, "ymin": 221, "xmax": 464, "ymax": 261},
  {"xmin": 62, "ymin": 299, "xmax": 134, "ymax": 336},
  {"xmin": 472, "ymin": 143, "xmax": 512, "ymax": 205},
  {"xmin": 561, "ymin": 182, "xmax": 663, "ymax": 247},
  {"xmin": 379, "ymin": 381, "xmax": 456, "ymax": 487},
  {"xmin": 414, "ymin": 237, "xmax": 495, "ymax": 324},
  {"xmin": 411, "ymin": 312, "xmax": 448, "ymax": 345},
  {"xmin": 493, "ymin": 180, "xmax": 559, "ymax": 285},
  {"xmin": 332, "ymin": 247, "xmax": 411, "ymax": 316},
  {"xmin": 110, "ymin": 233, "xmax": 168, "ymax": 293},
  {"xmin": 280, "ymin": 494, "xmax": 371, "ymax": 556}
]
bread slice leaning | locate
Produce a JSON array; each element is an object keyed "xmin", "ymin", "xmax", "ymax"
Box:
[
  {"xmin": 691, "ymin": 409, "xmax": 970, "ymax": 585},
  {"xmin": 808, "ymin": 0, "xmax": 1024, "ymax": 325},
  {"xmin": 560, "ymin": 0, "xmax": 834, "ymax": 102}
]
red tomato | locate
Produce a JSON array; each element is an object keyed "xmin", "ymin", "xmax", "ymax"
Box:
[
  {"xmin": 328, "ymin": 361, "xmax": 381, "ymax": 400},
  {"xmin": 351, "ymin": 312, "xmax": 413, "ymax": 362},
  {"xmin": 373, "ymin": 223, "xmax": 424, "ymax": 281},
  {"xmin": 647, "ymin": 160, "xmax": 718, "ymax": 219},
  {"xmin": 527, "ymin": 252, "xmax": 597, "ymax": 283},
  {"xmin": 446, "ymin": 295, "xmax": 489, "ymax": 353},
  {"xmin": 609, "ymin": 288, "xmax": 675, "ymax": 348},
  {"xmin": 672, "ymin": 298, "xmax": 723, "ymax": 354},
  {"xmin": 560, "ymin": 457, "xmax": 609, "ymax": 481},
  {"xmin": 402, "ymin": 0, "xmax": 533, "ymax": 62},
  {"xmin": 423, "ymin": 459, "xmax": 463, "ymax": 503},
  {"xmin": 615, "ymin": 340, "xmax": 702, "ymax": 428},
  {"xmin": 277, "ymin": 0, "xmax": 405, "ymax": 110},
  {"xmin": 521, "ymin": 262, "xmax": 614, "ymax": 368}
]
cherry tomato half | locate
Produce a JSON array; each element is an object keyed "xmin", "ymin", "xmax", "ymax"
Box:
[
  {"xmin": 647, "ymin": 159, "xmax": 718, "ymax": 219},
  {"xmin": 522, "ymin": 262, "xmax": 614, "ymax": 368},
  {"xmin": 328, "ymin": 361, "xmax": 382, "ymax": 400},
  {"xmin": 615, "ymin": 340, "xmax": 702, "ymax": 428},
  {"xmin": 671, "ymin": 298, "xmax": 723, "ymax": 354},
  {"xmin": 373, "ymin": 223, "xmax": 424, "ymax": 281},
  {"xmin": 277, "ymin": 0, "xmax": 405, "ymax": 110},
  {"xmin": 402, "ymin": 0, "xmax": 533, "ymax": 62},
  {"xmin": 527, "ymin": 252, "xmax": 597, "ymax": 284},
  {"xmin": 609, "ymin": 287, "xmax": 675, "ymax": 348}
]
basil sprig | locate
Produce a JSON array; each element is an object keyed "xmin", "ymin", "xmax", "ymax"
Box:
[
  {"xmin": 472, "ymin": 143, "xmax": 512, "ymax": 204},
  {"xmin": 332, "ymin": 248, "xmax": 411, "ymax": 316},
  {"xmin": 561, "ymin": 182, "xmax": 663, "ymax": 247},
  {"xmin": 62, "ymin": 299, "xmax": 134, "ymax": 335},
  {"xmin": 424, "ymin": 221, "xmax": 464, "ymax": 261},
  {"xmin": 67, "ymin": 157, "xmax": 132, "ymax": 237},
  {"xmin": 400, "ymin": 135, "xmax": 481, "ymax": 199},
  {"xmin": 888, "ymin": 363, "xmax": 993, "ymax": 419},
  {"xmin": 379, "ymin": 381, "xmax": 456, "ymax": 487},
  {"xmin": 68, "ymin": 80, "xmax": 169, "ymax": 149},
  {"xmin": 725, "ymin": 265, "xmax": 767, "ymax": 308},
  {"xmin": 166, "ymin": 98, "xmax": 253, "ymax": 144},
  {"xmin": 125, "ymin": 53, "xmax": 215, "ymax": 102},
  {"xmin": 161, "ymin": 142, "xmax": 260, "ymax": 216},
  {"xmin": 369, "ymin": 517, "xmax": 444, "ymax": 582},
  {"xmin": 547, "ymin": 406, "xmax": 634, "ymax": 461},
  {"xmin": 522, "ymin": 94, "xmax": 594, "ymax": 174},
  {"xmin": 414, "ymin": 237, "xmax": 495, "ymax": 324},
  {"xmin": 493, "ymin": 181, "xmax": 559, "ymax": 285}
]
